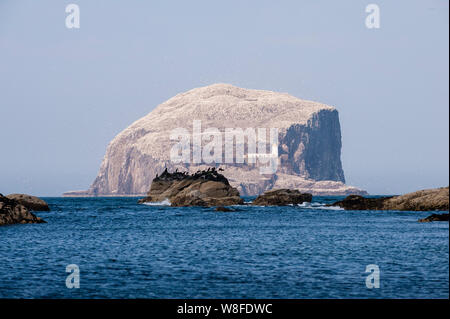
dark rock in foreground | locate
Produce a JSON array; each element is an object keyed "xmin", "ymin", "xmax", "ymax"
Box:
[
  {"xmin": 0, "ymin": 194, "xmax": 46, "ymax": 226},
  {"xmin": 418, "ymin": 213, "xmax": 449, "ymax": 223},
  {"xmin": 138, "ymin": 168, "xmax": 244, "ymax": 207},
  {"xmin": 6, "ymin": 194, "xmax": 50, "ymax": 211},
  {"xmin": 251, "ymin": 189, "xmax": 312, "ymax": 206},
  {"xmin": 331, "ymin": 187, "xmax": 449, "ymax": 211}
]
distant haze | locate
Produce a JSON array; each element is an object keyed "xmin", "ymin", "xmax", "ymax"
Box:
[{"xmin": 0, "ymin": 0, "xmax": 448, "ymax": 196}]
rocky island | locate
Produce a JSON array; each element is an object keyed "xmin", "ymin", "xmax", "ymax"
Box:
[
  {"xmin": 138, "ymin": 168, "xmax": 244, "ymax": 207},
  {"xmin": 0, "ymin": 194, "xmax": 46, "ymax": 226},
  {"xmin": 65, "ymin": 83, "xmax": 366, "ymax": 197}
]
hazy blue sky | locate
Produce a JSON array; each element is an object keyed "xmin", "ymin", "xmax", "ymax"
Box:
[{"xmin": 0, "ymin": 0, "xmax": 448, "ymax": 196}]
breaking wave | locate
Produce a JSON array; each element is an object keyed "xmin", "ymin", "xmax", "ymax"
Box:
[
  {"xmin": 297, "ymin": 202, "xmax": 344, "ymax": 211},
  {"xmin": 142, "ymin": 199, "xmax": 171, "ymax": 206}
]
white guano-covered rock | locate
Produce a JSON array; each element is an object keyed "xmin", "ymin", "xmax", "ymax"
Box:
[{"xmin": 64, "ymin": 83, "xmax": 366, "ymax": 196}]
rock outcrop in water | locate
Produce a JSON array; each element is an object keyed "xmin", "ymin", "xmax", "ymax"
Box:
[
  {"xmin": 6, "ymin": 194, "xmax": 50, "ymax": 211},
  {"xmin": 418, "ymin": 213, "xmax": 449, "ymax": 222},
  {"xmin": 65, "ymin": 84, "xmax": 366, "ymax": 196},
  {"xmin": 252, "ymin": 189, "xmax": 312, "ymax": 206},
  {"xmin": 0, "ymin": 194, "xmax": 46, "ymax": 226},
  {"xmin": 330, "ymin": 195, "xmax": 392, "ymax": 210},
  {"xmin": 138, "ymin": 168, "xmax": 244, "ymax": 207},
  {"xmin": 332, "ymin": 187, "xmax": 449, "ymax": 211},
  {"xmin": 382, "ymin": 187, "xmax": 449, "ymax": 211}
]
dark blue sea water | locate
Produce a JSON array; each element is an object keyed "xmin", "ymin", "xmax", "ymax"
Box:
[{"xmin": 0, "ymin": 197, "xmax": 448, "ymax": 299}]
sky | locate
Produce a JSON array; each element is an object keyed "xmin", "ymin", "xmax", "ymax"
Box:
[{"xmin": 0, "ymin": 0, "xmax": 448, "ymax": 196}]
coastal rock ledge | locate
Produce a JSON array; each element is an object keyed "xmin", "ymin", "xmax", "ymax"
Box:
[
  {"xmin": 331, "ymin": 187, "xmax": 449, "ymax": 212},
  {"xmin": 0, "ymin": 194, "xmax": 46, "ymax": 226},
  {"xmin": 138, "ymin": 168, "xmax": 244, "ymax": 207}
]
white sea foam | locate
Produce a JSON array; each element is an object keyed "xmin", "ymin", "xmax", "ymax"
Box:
[
  {"xmin": 318, "ymin": 205, "xmax": 344, "ymax": 211},
  {"xmin": 142, "ymin": 199, "xmax": 171, "ymax": 206},
  {"xmin": 297, "ymin": 202, "xmax": 344, "ymax": 211}
]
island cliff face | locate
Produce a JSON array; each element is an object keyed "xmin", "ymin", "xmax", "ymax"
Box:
[
  {"xmin": 278, "ymin": 109, "xmax": 345, "ymax": 182},
  {"xmin": 65, "ymin": 84, "xmax": 366, "ymax": 196}
]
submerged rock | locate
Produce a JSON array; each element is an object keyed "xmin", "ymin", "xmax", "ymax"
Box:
[
  {"xmin": 215, "ymin": 206, "xmax": 234, "ymax": 212},
  {"xmin": 252, "ymin": 189, "xmax": 312, "ymax": 206},
  {"xmin": 138, "ymin": 168, "xmax": 244, "ymax": 207},
  {"xmin": 0, "ymin": 194, "xmax": 46, "ymax": 226},
  {"xmin": 418, "ymin": 213, "xmax": 449, "ymax": 222},
  {"xmin": 6, "ymin": 194, "xmax": 50, "ymax": 211},
  {"xmin": 332, "ymin": 187, "xmax": 449, "ymax": 211}
]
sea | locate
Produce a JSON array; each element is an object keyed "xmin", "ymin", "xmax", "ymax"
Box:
[{"xmin": 0, "ymin": 196, "xmax": 448, "ymax": 299}]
